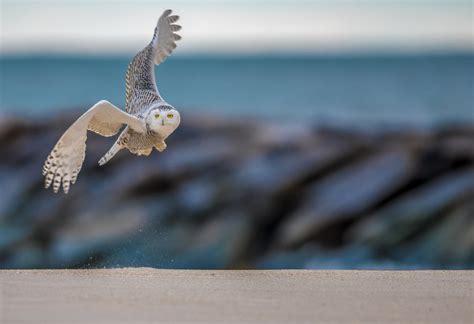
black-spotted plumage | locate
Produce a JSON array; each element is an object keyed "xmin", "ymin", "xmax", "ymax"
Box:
[
  {"xmin": 125, "ymin": 45, "xmax": 162, "ymax": 116},
  {"xmin": 125, "ymin": 9, "xmax": 181, "ymax": 116}
]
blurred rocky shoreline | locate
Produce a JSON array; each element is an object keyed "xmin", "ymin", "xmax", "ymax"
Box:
[{"xmin": 0, "ymin": 112, "xmax": 473, "ymax": 269}]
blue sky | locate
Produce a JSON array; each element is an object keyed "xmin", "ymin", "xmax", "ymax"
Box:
[{"xmin": 1, "ymin": 0, "xmax": 472, "ymax": 54}]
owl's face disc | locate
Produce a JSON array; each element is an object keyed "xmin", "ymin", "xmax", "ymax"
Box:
[{"xmin": 147, "ymin": 107, "xmax": 181, "ymax": 137}]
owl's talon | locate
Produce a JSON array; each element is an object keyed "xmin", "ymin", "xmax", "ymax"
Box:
[{"xmin": 155, "ymin": 141, "xmax": 167, "ymax": 152}]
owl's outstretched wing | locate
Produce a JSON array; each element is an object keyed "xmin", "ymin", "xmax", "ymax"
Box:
[
  {"xmin": 152, "ymin": 9, "xmax": 182, "ymax": 65},
  {"xmin": 43, "ymin": 100, "xmax": 145, "ymax": 194},
  {"xmin": 125, "ymin": 9, "xmax": 182, "ymax": 115}
]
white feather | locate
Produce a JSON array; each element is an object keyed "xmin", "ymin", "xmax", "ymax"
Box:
[
  {"xmin": 43, "ymin": 100, "xmax": 145, "ymax": 193},
  {"xmin": 152, "ymin": 9, "xmax": 182, "ymax": 65}
]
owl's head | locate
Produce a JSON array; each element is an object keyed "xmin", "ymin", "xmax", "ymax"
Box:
[{"xmin": 146, "ymin": 104, "xmax": 181, "ymax": 137}]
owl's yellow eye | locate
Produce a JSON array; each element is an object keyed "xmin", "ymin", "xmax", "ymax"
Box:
[
  {"xmin": 167, "ymin": 113, "xmax": 174, "ymax": 119},
  {"xmin": 154, "ymin": 114, "xmax": 160, "ymax": 119}
]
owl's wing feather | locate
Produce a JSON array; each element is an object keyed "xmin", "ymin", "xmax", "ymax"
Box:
[
  {"xmin": 43, "ymin": 100, "xmax": 145, "ymax": 194},
  {"xmin": 152, "ymin": 9, "xmax": 182, "ymax": 65},
  {"xmin": 125, "ymin": 9, "xmax": 181, "ymax": 115}
]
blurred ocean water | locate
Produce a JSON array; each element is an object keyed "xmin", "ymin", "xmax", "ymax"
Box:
[{"xmin": 0, "ymin": 54, "xmax": 473, "ymax": 128}]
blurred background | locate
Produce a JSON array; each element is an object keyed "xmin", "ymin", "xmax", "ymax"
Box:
[{"xmin": 0, "ymin": 0, "xmax": 473, "ymax": 269}]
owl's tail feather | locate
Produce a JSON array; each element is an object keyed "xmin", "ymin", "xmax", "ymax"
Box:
[{"xmin": 98, "ymin": 142, "xmax": 123, "ymax": 166}]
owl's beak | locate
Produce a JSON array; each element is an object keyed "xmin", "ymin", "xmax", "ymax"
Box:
[{"xmin": 161, "ymin": 119, "xmax": 165, "ymax": 126}]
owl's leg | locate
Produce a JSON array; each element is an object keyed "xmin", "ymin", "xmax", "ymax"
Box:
[
  {"xmin": 99, "ymin": 141, "xmax": 124, "ymax": 166},
  {"xmin": 155, "ymin": 140, "xmax": 167, "ymax": 152}
]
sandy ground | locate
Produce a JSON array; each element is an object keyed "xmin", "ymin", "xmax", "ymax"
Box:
[{"xmin": 0, "ymin": 269, "xmax": 472, "ymax": 323}]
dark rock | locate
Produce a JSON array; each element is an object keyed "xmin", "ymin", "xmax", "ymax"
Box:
[
  {"xmin": 0, "ymin": 225, "xmax": 32, "ymax": 252},
  {"xmin": 171, "ymin": 176, "xmax": 221, "ymax": 220},
  {"xmin": 172, "ymin": 210, "xmax": 253, "ymax": 268},
  {"xmin": 394, "ymin": 200, "xmax": 474, "ymax": 267},
  {"xmin": 1, "ymin": 243, "xmax": 48, "ymax": 269},
  {"xmin": 257, "ymin": 244, "xmax": 320, "ymax": 269},
  {"xmin": 277, "ymin": 147, "xmax": 417, "ymax": 247},
  {"xmin": 349, "ymin": 168, "xmax": 474, "ymax": 249},
  {"xmin": 1, "ymin": 113, "xmax": 473, "ymax": 269},
  {"xmin": 232, "ymin": 139, "xmax": 362, "ymax": 197},
  {"xmin": 48, "ymin": 203, "xmax": 149, "ymax": 267}
]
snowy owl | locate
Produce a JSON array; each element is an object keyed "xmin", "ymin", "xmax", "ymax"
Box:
[{"xmin": 43, "ymin": 9, "xmax": 182, "ymax": 193}]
